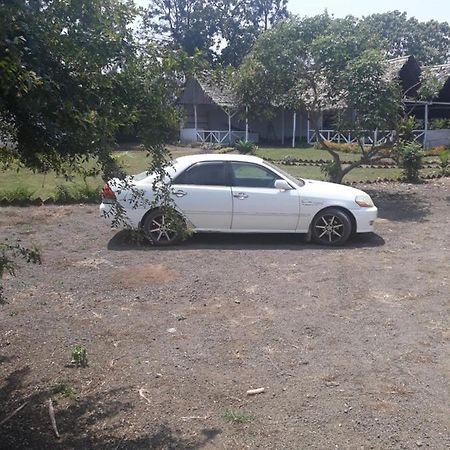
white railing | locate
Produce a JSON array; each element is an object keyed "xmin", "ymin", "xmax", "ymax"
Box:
[
  {"xmin": 196, "ymin": 130, "xmax": 247, "ymax": 144},
  {"xmin": 307, "ymin": 129, "xmax": 426, "ymax": 146}
]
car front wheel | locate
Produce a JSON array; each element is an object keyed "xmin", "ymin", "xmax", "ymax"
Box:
[
  {"xmin": 311, "ymin": 208, "xmax": 352, "ymax": 246},
  {"xmin": 142, "ymin": 209, "xmax": 184, "ymax": 246}
]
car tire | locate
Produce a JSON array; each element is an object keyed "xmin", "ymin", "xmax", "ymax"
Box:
[
  {"xmin": 311, "ymin": 208, "xmax": 352, "ymax": 246},
  {"xmin": 142, "ymin": 208, "xmax": 184, "ymax": 246}
]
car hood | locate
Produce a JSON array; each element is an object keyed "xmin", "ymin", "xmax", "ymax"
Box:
[{"xmin": 299, "ymin": 179, "xmax": 370, "ymax": 201}]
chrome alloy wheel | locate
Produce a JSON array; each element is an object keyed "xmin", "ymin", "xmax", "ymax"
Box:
[
  {"xmin": 147, "ymin": 214, "xmax": 177, "ymax": 244},
  {"xmin": 314, "ymin": 214, "xmax": 344, "ymax": 243}
]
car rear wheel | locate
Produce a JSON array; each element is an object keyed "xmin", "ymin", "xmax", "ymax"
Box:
[
  {"xmin": 311, "ymin": 208, "xmax": 352, "ymax": 246},
  {"xmin": 142, "ymin": 209, "xmax": 184, "ymax": 246}
]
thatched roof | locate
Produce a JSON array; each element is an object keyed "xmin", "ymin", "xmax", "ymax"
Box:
[
  {"xmin": 423, "ymin": 63, "xmax": 450, "ymax": 83},
  {"xmin": 179, "ymin": 70, "xmax": 236, "ymax": 108},
  {"xmin": 383, "ymin": 56, "xmax": 412, "ymax": 81}
]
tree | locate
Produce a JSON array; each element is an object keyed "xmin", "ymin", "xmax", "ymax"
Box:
[
  {"xmin": 362, "ymin": 11, "xmax": 450, "ymax": 65},
  {"xmin": 1, "ymin": 0, "xmax": 180, "ymax": 177},
  {"xmin": 143, "ymin": 0, "xmax": 288, "ymax": 66},
  {"xmin": 235, "ymin": 15, "xmax": 403, "ymax": 183},
  {"xmin": 143, "ymin": 0, "xmax": 220, "ymax": 59},
  {"xmin": 0, "ymin": 1, "xmax": 184, "ymax": 295}
]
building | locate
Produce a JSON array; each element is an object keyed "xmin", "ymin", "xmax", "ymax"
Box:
[{"xmin": 179, "ymin": 56, "xmax": 450, "ymax": 148}]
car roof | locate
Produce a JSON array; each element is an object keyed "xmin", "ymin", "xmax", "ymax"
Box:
[{"xmin": 174, "ymin": 153, "xmax": 264, "ymax": 165}]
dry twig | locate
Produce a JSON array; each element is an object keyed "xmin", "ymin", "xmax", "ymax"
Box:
[
  {"xmin": 0, "ymin": 402, "xmax": 28, "ymax": 426},
  {"xmin": 48, "ymin": 399, "xmax": 60, "ymax": 438},
  {"xmin": 138, "ymin": 388, "xmax": 151, "ymax": 405}
]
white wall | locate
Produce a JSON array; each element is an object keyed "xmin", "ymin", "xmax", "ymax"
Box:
[{"xmin": 425, "ymin": 129, "xmax": 450, "ymax": 148}]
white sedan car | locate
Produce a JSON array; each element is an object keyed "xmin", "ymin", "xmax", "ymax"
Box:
[{"xmin": 100, "ymin": 154, "xmax": 377, "ymax": 246}]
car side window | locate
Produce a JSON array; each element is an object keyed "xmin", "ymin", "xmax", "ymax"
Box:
[
  {"xmin": 231, "ymin": 162, "xmax": 280, "ymax": 188},
  {"xmin": 174, "ymin": 162, "xmax": 229, "ymax": 186}
]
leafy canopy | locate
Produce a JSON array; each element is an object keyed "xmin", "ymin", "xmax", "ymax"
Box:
[{"xmin": 0, "ymin": 0, "xmax": 180, "ymax": 176}]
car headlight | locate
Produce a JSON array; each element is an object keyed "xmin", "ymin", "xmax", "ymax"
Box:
[{"xmin": 355, "ymin": 195, "xmax": 374, "ymax": 207}]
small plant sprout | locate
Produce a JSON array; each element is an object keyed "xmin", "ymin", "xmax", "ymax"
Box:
[
  {"xmin": 71, "ymin": 346, "xmax": 88, "ymax": 367},
  {"xmin": 223, "ymin": 410, "xmax": 255, "ymax": 424},
  {"xmin": 54, "ymin": 381, "xmax": 77, "ymax": 400}
]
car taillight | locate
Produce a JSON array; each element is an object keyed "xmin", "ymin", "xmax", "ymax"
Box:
[{"xmin": 101, "ymin": 183, "xmax": 116, "ymax": 201}]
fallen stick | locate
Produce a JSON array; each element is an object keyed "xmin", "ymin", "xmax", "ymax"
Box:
[
  {"xmin": 138, "ymin": 388, "xmax": 151, "ymax": 405},
  {"xmin": 0, "ymin": 402, "xmax": 28, "ymax": 426},
  {"xmin": 181, "ymin": 415, "xmax": 209, "ymax": 421},
  {"xmin": 246, "ymin": 387, "xmax": 265, "ymax": 396},
  {"xmin": 48, "ymin": 399, "xmax": 60, "ymax": 438}
]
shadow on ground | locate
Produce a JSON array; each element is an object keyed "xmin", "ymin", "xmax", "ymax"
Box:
[
  {"xmin": 107, "ymin": 230, "xmax": 384, "ymax": 251},
  {"xmin": 0, "ymin": 365, "xmax": 221, "ymax": 450},
  {"xmin": 366, "ymin": 189, "xmax": 430, "ymax": 222}
]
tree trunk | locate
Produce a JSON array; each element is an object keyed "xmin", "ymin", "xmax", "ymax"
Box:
[{"xmin": 309, "ymin": 111, "xmax": 328, "ymax": 149}]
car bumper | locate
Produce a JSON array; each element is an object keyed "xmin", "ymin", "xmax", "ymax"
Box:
[{"xmin": 353, "ymin": 206, "xmax": 378, "ymax": 232}]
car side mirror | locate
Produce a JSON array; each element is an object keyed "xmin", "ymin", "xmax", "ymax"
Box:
[{"xmin": 274, "ymin": 179, "xmax": 293, "ymax": 191}]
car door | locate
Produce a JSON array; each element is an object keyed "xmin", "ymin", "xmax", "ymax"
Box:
[
  {"xmin": 230, "ymin": 162, "xmax": 300, "ymax": 231},
  {"xmin": 171, "ymin": 161, "xmax": 233, "ymax": 230}
]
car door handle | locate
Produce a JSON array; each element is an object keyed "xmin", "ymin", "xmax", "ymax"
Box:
[
  {"xmin": 233, "ymin": 192, "xmax": 248, "ymax": 199},
  {"xmin": 173, "ymin": 190, "xmax": 187, "ymax": 197}
]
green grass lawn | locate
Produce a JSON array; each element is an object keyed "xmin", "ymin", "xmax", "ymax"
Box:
[
  {"xmin": 0, "ymin": 146, "xmax": 443, "ymax": 201},
  {"xmin": 255, "ymin": 146, "xmax": 361, "ymax": 162}
]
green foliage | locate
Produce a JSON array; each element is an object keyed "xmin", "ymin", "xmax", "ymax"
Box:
[
  {"xmin": 54, "ymin": 183, "xmax": 101, "ymax": 204},
  {"xmin": 223, "ymin": 410, "xmax": 255, "ymax": 424},
  {"xmin": 53, "ymin": 381, "xmax": 77, "ymax": 401},
  {"xmin": 234, "ymin": 139, "xmax": 256, "ymax": 154},
  {"xmin": 398, "ymin": 116, "xmax": 420, "ymax": 143},
  {"xmin": 361, "ymin": 11, "xmax": 450, "ymax": 65},
  {"xmin": 1, "ymin": 0, "xmax": 180, "ymax": 177},
  {"xmin": 397, "ymin": 142, "xmax": 424, "ymax": 182},
  {"xmin": 437, "ymin": 150, "xmax": 450, "ymax": 175},
  {"xmin": 320, "ymin": 161, "xmax": 341, "ymax": 182},
  {"xmin": 417, "ymin": 70, "xmax": 443, "ymax": 101},
  {"xmin": 429, "ymin": 118, "xmax": 450, "ymax": 130},
  {"xmin": 143, "ymin": 0, "xmax": 288, "ymax": 66},
  {"xmin": 71, "ymin": 346, "xmax": 88, "ymax": 367},
  {"xmin": 0, "ymin": 186, "xmax": 34, "ymax": 203},
  {"xmin": 0, "ymin": 242, "xmax": 41, "ymax": 303},
  {"xmin": 236, "ymin": 15, "xmax": 402, "ymax": 183}
]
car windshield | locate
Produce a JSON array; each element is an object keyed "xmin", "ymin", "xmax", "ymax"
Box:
[{"xmin": 264, "ymin": 161, "xmax": 305, "ymax": 186}]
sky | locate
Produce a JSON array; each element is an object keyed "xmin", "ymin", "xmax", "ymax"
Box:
[
  {"xmin": 288, "ymin": 0, "xmax": 450, "ymax": 22},
  {"xmin": 135, "ymin": 0, "xmax": 450, "ymax": 23}
]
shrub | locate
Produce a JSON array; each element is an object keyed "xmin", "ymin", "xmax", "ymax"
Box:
[
  {"xmin": 437, "ymin": 150, "xmax": 449, "ymax": 175},
  {"xmin": 425, "ymin": 145, "xmax": 448, "ymax": 156},
  {"xmin": 223, "ymin": 410, "xmax": 254, "ymax": 424},
  {"xmin": 397, "ymin": 142, "xmax": 424, "ymax": 182},
  {"xmin": 71, "ymin": 346, "xmax": 88, "ymax": 367},
  {"xmin": 320, "ymin": 160, "xmax": 341, "ymax": 182},
  {"xmin": 322, "ymin": 141, "xmax": 361, "ymax": 154},
  {"xmin": 215, "ymin": 146, "xmax": 234, "ymax": 154},
  {"xmin": 0, "ymin": 186, "xmax": 34, "ymax": 203},
  {"xmin": 234, "ymin": 139, "xmax": 256, "ymax": 154},
  {"xmin": 429, "ymin": 118, "xmax": 450, "ymax": 130},
  {"xmin": 54, "ymin": 183, "xmax": 101, "ymax": 203}
]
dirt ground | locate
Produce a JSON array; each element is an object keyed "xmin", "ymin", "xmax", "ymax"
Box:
[{"xmin": 0, "ymin": 179, "xmax": 449, "ymax": 450}]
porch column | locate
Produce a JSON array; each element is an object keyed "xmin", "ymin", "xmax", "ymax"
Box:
[
  {"xmin": 245, "ymin": 106, "xmax": 249, "ymax": 142},
  {"xmin": 306, "ymin": 113, "xmax": 310, "ymax": 144},
  {"xmin": 292, "ymin": 112, "xmax": 297, "ymax": 148},
  {"xmin": 194, "ymin": 104, "xmax": 198, "ymax": 141},
  {"xmin": 228, "ymin": 111, "xmax": 232, "ymax": 144},
  {"xmin": 281, "ymin": 108, "xmax": 285, "ymax": 146},
  {"xmin": 424, "ymin": 103, "xmax": 429, "ymax": 148},
  {"xmin": 299, "ymin": 113, "xmax": 303, "ymax": 143}
]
